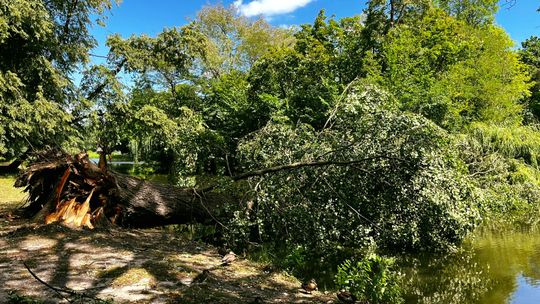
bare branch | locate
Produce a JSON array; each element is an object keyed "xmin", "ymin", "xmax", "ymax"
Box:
[
  {"xmin": 89, "ymin": 53, "xmax": 109, "ymax": 59},
  {"xmin": 501, "ymin": 0, "xmax": 517, "ymax": 10},
  {"xmin": 23, "ymin": 261, "xmax": 110, "ymax": 303},
  {"xmin": 232, "ymin": 155, "xmax": 404, "ymax": 181},
  {"xmin": 23, "ymin": 262, "xmax": 72, "ymax": 301}
]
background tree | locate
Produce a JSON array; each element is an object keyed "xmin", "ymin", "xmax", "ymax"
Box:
[
  {"xmin": 0, "ymin": 0, "xmax": 118, "ymax": 161},
  {"xmin": 192, "ymin": 4, "xmax": 294, "ymax": 76},
  {"xmin": 382, "ymin": 8, "xmax": 529, "ymax": 129},
  {"xmin": 435, "ymin": 0, "xmax": 499, "ymax": 26},
  {"xmin": 248, "ymin": 11, "xmax": 366, "ymax": 128},
  {"xmin": 85, "ymin": 5, "xmax": 295, "ymax": 179},
  {"xmin": 520, "ymin": 36, "xmax": 540, "ymax": 120}
]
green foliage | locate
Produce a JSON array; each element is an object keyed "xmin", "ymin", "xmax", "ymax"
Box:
[
  {"xmin": 5, "ymin": 1, "xmax": 540, "ymax": 284},
  {"xmin": 248, "ymin": 11, "xmax": 365, "ymax": 128},
  {"xmin": 103, "ymin": 25, "xmax": 205, "ymax": 91},
  {"xmin": 90, "ymin": 5, "xmax": 295, "ymax": 175},
  {"xmin": 335, "ymin": 254, "xmax": 403, "ymax": 304},
  {"xmin": 193, "ymin": 4, "xmax": 294, "ymax": 75},
  {"xmin": 458, "ymin": 123, "xmax": 540, "ymax": 222},
  {"xmin": 231, "ymin": 83, "xmax": 479, "ymax": 257},
  {"xmin": 521, "ymin": 36, "xmax": 540, "ymax": 68},
  {"xmin": 383, "ymin": 8, "xmax": 529, "ymax": 129},
  {"xmin": 466, "ymin": 123, "xmax": 540, "ymax": 167},
  {"xmin": 520, "ymin": 36, "xmax": 540, "ymax": 120},
  {"xmin": 202, "ymin": 71, "xmax": 272, "ymax": 155},
  {"xmin": 436, "ymin": 0, "xmax": 499, "ymax": 25},
  {"xmin": 0, "ymin": 0, "xmax": 118, "ymax": 158},
  {"xmin": 127, "ymin": 102, "xmax": 210, "ymax": 185},
  {"xmin": 248, "ymin": 42, "xmax": 337, "ymax": 127}
]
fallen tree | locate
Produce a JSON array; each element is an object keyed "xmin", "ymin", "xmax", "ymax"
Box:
[
  {"xmin": 15, "ymin": 148, "xmax": 406, "ymax": 230},
  {"xmin": 15, "ymin": 150, "xmax": 231, "ymax": 229},
  {"xmin": 11, "ymin": 86, "xmax": 480, "ymax": 255}
]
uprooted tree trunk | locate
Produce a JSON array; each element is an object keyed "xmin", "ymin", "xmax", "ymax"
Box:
[
  {"xmin": 16, "ymin": 150, "xmax": 392, "ymax": 229},
  {"xmin": 16, "ymin": 150, "xmax": 233, "ymax": 229}
]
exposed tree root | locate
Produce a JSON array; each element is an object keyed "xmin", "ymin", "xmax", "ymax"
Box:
[{"xmin": 15, "ymin": 150, "xmax": 230, "ymax": 229}]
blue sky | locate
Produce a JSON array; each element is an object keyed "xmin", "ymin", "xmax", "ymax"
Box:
[{"xmin": 88, "ymin": 0, "xmax": 539, "ymax": 63}]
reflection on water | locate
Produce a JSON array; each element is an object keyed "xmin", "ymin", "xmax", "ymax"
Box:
[
  {"xmin": 402, "ymin": 228, "xmax": 540, "ymax": 304},
  {"xmin": 511, "ymin": 275, "xmax": 540, "ymax": 304}
]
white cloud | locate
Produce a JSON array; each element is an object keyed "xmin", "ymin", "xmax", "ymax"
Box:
[{"xmin": 234, "ymin": 0, "xmax": 314, "ymax": 18}]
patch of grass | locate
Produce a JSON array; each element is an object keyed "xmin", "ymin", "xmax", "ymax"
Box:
[
  {"xmin": 87, "ymin": 151, "xmax": 132, "ymax": 162},
  {"xmin": 86, "ymin": 150, "xmax": 100, "ymax": 159},
  {"xmin": 271, "ymin": 271, "xmax": 301, "ymax": 286},
  {"xmin": 98, "ymin": 265, "xmax": 158, "ymax": 287},
  {"xmin": 0, "ymin": 176, "xmax": 25, "ymax": 206},
  {"xmin": 111, "ymin": 268, "xmax": 156, "ymax": 287}
]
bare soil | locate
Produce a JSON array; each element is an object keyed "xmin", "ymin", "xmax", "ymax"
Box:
[{"xmin": 0, "ymin": 207, "xmax": 335, "ymax": 303}]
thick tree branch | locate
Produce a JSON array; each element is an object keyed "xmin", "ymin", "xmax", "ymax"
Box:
[{"xmin": 61, "ymin": 0, "xmax": 79, "ymax": 44}]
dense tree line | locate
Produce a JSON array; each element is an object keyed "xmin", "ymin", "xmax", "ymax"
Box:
[{"xmin": 2, "ymin": 0, "xmax": 540, "ymax": 300}]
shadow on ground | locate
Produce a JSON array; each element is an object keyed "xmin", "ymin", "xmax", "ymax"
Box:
[{"xmin": 0, "ymin": 209, "xmax": 334, "ymax": 304}]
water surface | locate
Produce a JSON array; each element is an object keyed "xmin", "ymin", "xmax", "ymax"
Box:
[{"xmin": 402, "ymin": 227, "xmax": 540, "ymax": 304}]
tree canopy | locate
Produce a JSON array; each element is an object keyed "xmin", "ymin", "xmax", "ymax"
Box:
[{"xmin": 0, "ymin": 0, "xmax": 119, "ymax": 159}]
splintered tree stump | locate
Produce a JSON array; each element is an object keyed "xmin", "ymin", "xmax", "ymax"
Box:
[{"xmin": 15, "ymin": 150, "xmax": 231, "ymax": 229}]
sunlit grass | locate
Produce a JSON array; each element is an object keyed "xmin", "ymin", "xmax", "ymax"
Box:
[{"xmin": 0, "ymin": 176, "xmax": 25, "ymax": 207}]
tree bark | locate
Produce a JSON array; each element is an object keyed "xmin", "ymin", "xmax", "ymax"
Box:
[{"xmin": 110, "ymin": 173, "xmax": 230, "ymax": 227}]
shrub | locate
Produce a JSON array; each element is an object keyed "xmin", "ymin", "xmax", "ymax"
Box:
[
  {"xmin": 458, "ymin": 125, "xmax": 540, "ymax": 223},
  {"xmin": 335, "ymin": 254, "xmax": 403, "ymax": 304}
]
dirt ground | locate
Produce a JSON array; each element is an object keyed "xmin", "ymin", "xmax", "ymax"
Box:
[{"xmin": 0, "ymin": 195, "xmax": 335, "ymax": 303}]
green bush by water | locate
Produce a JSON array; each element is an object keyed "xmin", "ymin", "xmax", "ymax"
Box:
[{"xmin": 335, "ymin": 254, "xmax": 404, "ymax": 304}]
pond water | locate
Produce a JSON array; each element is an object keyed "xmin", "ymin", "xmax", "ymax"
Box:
[{"xmin": 402, "ymin": 227, "xmax": 540, "ymax": 304}]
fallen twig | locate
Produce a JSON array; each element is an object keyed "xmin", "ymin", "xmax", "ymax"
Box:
[{"xmin": 23, "ymin": 261, "xmax": 111, "ymax": 303}]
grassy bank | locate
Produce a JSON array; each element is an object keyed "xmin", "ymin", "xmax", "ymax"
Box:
[{"xmin": 0, "ymin": 177, "xmax": 25, "ymax": 207}]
